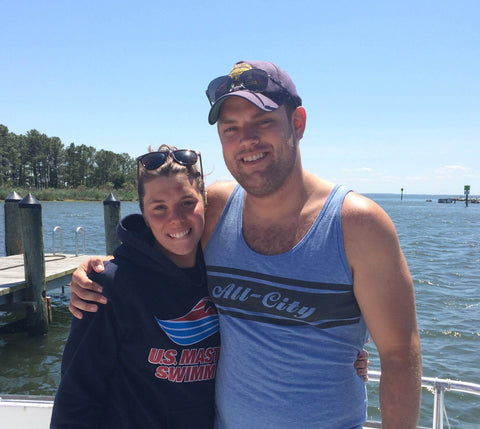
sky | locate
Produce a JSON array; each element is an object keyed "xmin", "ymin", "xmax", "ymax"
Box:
[{"xmin": 1, "ymin": 0, "xmax": 479, "ymax": 195}]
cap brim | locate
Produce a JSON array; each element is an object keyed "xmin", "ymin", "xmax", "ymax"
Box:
[{"xmin": 208, "ymin": 91, "xmax": 281, "ymax": 125}]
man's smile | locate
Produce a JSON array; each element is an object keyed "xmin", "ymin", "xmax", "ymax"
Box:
[{"xmin": 241, "ymin": 152, "xmax": 267, "ymax": 163}]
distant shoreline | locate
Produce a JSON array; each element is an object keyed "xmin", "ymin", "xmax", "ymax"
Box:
[
  {"xmin": 0, "ymin": 187, "xmax": 137, "ymax": 202},
  {"xmin": 1, "ymin": 187, "xmax": 477, "ymax": 203}
]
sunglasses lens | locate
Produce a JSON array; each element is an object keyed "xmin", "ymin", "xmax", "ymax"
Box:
[
  {"xmin": 207, "ymin": 70, "xmax": 271, "ymax": 104},
  {"xmin": 240, "ymin": 69, "xmax": 268, "ymax": 92},
  {"xmin": 138, "ymin": 150, "xmax": 203, "ymax": 179},
  {"xmin": 207, "ymin": 76, "xmax": 233, "ymax": 104},
  {"xmin": 172, "ymin": 150, "xmax": 198, "ymax": 165},
  {"xmin": 139, "ymin": 152, "xmax": 168, "ymax": 170}
]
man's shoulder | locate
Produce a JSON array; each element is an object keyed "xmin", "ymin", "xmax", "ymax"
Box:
[
  {"xmin": 342, "ymin": 192, "xmax": 389, "ymax": 222},
  {"xmin": 203, "ymin": 181, "xmax": 237, "ymax": 247},
  {"xmin": 341, "ymin": 192, "xmax": 398, "ymax": 251},
  {"xmin": 206, "ymin": 181, "xmax": 237, "ymax": 200},
  {"xmin": 339, "ymin": 192, "xmax": 403, "ymax": 283},
  {"xmin": 206, "ymin": 181, "xmax": 237, "ymax": 221}
]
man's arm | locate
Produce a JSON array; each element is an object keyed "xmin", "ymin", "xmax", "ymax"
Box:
[{"xmin": 343, "ymin": 194, "xmax": 422, "ymax": 429}]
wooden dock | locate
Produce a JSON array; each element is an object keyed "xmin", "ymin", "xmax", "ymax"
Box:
[
  {"xmin": 1, "ymin": 191, "xmax": 120, "ymax": 335},
  {"xmin": 0, "ymin": 254, "xmax": 93, "ymax": 308}
]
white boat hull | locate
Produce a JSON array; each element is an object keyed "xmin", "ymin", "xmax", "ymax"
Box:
[
  {"xmin": 2, "ymin": 372, "xmax": 480, "ymax": 429},
  {"xmin": 0, "ymin": 395, "xmax": 53, "ymax": 428}
]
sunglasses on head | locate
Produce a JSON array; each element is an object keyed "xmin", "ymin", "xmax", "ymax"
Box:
[
  {"xmin": 206, "ymin": 68, "xmax": 291, "ymax": 106},
  {"xmin": 136, "ymin": 149, "xmax": 203, "ymax": 179}
]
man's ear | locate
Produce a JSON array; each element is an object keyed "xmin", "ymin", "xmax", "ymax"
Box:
[{"xmin": 292, "ymin": 106, "xmax": 306, "ymax": 140}]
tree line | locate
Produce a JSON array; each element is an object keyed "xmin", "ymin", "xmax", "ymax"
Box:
[{"xmin": 0, "ymin": 124, "xmax": 136, "ymax": 190}]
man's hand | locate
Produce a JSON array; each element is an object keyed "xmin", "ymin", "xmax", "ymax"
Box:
[
  {"xmin": 354, "ymin": 349, "xmax": 370, "ymax": 382},
  {"xmin": 69, "ymin": 257, "xmax": 109, "ymax": 319}
]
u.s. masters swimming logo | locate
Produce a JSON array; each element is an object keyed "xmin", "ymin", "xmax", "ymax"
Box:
[{"xmin": 155, "ymin": 297, "xmax": 219, "ymax": 346}]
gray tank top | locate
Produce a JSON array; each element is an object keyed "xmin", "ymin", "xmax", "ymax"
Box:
[{"xmin": 205, "ymin": 184, "xmax": 369, "ymax": 428}]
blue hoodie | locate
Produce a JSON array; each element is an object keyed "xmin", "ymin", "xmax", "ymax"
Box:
[{"xmin": 51, "ymin": 214, "xmax": 220, "ymax": 429}]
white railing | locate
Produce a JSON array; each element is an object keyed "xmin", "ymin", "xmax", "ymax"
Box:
[
  {"xmin": 2, "ymin": 373, "xmax": 480, "ymax": 429},
  {"xmin": 52, "ymin": 226, "xmax": 63, "ymax": 255},
  {"xmin": 52, "ymin": 226, "xmax": 85, "ymax": 256},
  {"xmin": 75, "ymin": 226, "xmax": 85, "ymax": 256},
  {"xmin": 367, "ymin": 370, "xmax": 480, "ymax": 429}
]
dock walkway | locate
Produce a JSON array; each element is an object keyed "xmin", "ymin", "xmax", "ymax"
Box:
[{"xmin": 0, "ymin": 254, "xmax": 94, "ymax": 307}]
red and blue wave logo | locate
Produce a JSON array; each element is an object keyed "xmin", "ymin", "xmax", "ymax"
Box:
[{"xmin": 155, "ymin": 297, "xmax": 219, "ymax": 346}]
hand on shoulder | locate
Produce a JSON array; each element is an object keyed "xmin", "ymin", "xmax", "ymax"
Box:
[{"xmin": 69, "ymin": 256, "xmax": 111, "ymax": 319}]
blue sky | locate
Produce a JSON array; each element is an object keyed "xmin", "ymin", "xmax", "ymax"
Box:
[{"xmin": 2, "ymin": 1, "xmax": 479, "ymax": 195}]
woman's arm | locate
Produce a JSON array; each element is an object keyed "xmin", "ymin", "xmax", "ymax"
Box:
[{"xmin": 52, "ymin": 272, "xmax": 119, "ymax": 427}]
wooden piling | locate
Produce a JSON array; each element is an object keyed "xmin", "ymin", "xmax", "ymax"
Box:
[
  {"xmin": 103, "ymin": 193, "xmax": 121, "ymax": 255},
  {"xmin": 18, "ymin": 193, "xmax": 49, "ymax": 336},
  {"xmin": 4, "ymin": 191, "xmax": 23, "ymax": 256}
]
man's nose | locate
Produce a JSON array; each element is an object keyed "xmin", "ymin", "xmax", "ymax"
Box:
[{"xmin": 240, "ymin": 124, "xmax": 259, "ymax": 144}]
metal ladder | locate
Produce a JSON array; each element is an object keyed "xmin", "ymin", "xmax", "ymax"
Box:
[{"xmin": 52, "ymin": 226, "xmax": 85, "ymax": 256}]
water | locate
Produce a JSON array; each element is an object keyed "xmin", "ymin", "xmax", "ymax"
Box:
[
  {"xmin": 364, "ymin": 195, "xmax": 480, "ymax": 428},
  {"xmin": 1, "ymin": 196, "xmax": 479, "ymax": 428},
  {"xmin": 0, "ymin": 200, "xmax": 141, "ymax": 256}
]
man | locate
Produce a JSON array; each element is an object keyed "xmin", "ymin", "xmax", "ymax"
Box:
[{"xmin": 70, "ymin": 60, "xmax": 421, "ymax": 428}]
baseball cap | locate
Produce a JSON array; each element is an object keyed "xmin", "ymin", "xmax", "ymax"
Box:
[{"xmin": 206, "ymin": 60, "xmax": 302, "ymax": 125}]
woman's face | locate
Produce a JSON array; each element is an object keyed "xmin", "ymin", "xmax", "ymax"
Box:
[{"xmin": 142, "ymin": 174, "xmax": 205, "ymax": 267}]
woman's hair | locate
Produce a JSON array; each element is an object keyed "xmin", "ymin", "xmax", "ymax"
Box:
[{"xmin": 137, "ymin": 144, "xmax": 205, "ymax": 213}]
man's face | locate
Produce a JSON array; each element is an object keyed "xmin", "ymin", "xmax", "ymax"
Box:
[{"xmin": 216, "ymin": 97, "xmax": 298, "ymax": 197}]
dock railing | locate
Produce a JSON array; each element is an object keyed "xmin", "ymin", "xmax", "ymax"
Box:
[
  {"xmin": 1, "ymin": 372, "xmax": 480, "ymax": 428},
  {"xmin": 2, "ymin": 192, "xmax": 122, "ymax": 336},
  {"xmin": 367, "ymin": 370, "xmax": 480, "ymax": 429}
]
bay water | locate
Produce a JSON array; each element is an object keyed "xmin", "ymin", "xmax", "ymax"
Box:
[{"xmin": 0, "ymin": 195, "xmax": 479, "ymax": 428}]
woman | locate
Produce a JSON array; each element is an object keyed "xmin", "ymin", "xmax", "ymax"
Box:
[{"xmin": 51, "ymin": 145, "xmax": 219, "ymax": 428}]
